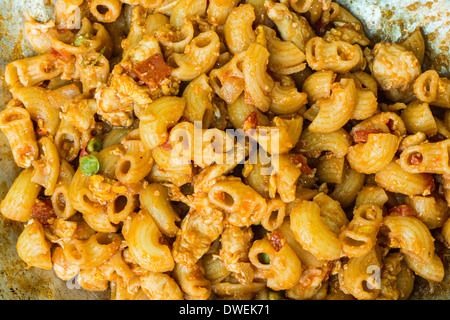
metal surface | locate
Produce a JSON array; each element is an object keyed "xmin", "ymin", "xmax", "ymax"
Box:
[{"xmin": 0, "ymin": 0, "xmax": 449, "ymax": 300}]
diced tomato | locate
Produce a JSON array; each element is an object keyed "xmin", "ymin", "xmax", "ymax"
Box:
[
  {"xmin": 291, "ymin": 154, "xmax": 313, "ymax": 174},
  {"xmin": 409, "ymin": 152, "xmax": 423, "ymax": 165},
  {"xmin": 269, "ymin": 232, "xmax": 284, "ymax": 252},
  {"xmin": 51, "ymin": 47, "xmax": 72, "ymax": 63},
  {"xmin": 31, "ymin": 198, "xmax": 56, "ymax": 225},
  {"xmin": 242, "ymin": 111, "xmax": 258, "ymax": 131},
  {"xmin": 80, "ymin": 145, "xmax": 89, "ymax": 157},
  {"xmin": 352, "ymin": 129, "xmax": 381, "ymax": 143},
  {"xmin": 388, "ymin": 205, "xmax": 416, "ymax": 217},
  {"xmin": 313, "ymin": 20, "xmax": 328, "ymax": 35},
  {"xmin": 132, "ymin": 54, "xmax": 171, "ymax": 89},
  {"xmin": 161, "ymin": 139, "xmax": 173, "ymax": 151}
]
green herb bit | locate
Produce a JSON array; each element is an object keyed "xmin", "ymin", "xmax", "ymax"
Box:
[
  {"xmin": 74, "ymin": 34, "xmax": 91, "ymax": 47},
  {"xmin": 86, "ymin": 137, "xmax": 102, "ymax": 153},
  {"xmin": 81, "ymin": 46, "xmax": 106, "ymax": 67},
  {"xmin": 80, "ymin": 154, "xmax": 100, "ymax": 176}
]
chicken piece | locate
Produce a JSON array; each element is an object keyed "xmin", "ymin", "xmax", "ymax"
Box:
[
  {"xmin": 370, "ymin": 42, "xmax": 421, "ymax": 102},
  {"xmin": 172, "ymin": 209, "xmax": 224, "ymax": 267},
  {"xmin": 219, "ymin": 226, "xmax": 254, "ymax": 284}
]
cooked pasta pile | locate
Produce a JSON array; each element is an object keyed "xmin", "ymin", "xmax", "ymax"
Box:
[{"xmin": 1, "ymin": 0, "xmax": 450, "ymax": 300}]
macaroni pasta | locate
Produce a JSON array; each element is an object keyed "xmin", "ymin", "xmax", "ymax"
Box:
[{"xmin": 1, "ymin": 0, "xmax": 449, "ymax": 301}]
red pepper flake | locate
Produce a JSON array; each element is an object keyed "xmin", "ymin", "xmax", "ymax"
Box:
[
  {"xmin": 388, "ymin": 205, "xmax": 417, "ymax": 217},
  {"xmin": 161, "ymin": 139, "xmax": 173, "ymax": 151},
  {"xmin": 352, "ymin": 129, "xmax": 381, "ymax": 144},
  {"xmin": 31, "ymin": 198, "xmax": 56, "ymax": 225},
  {"xmin": 313, "ymin": 20, "xmax": 328, "ymax": 35},
  {"xmin": 243, "ymin": 111, "xmax": 258, "ymax": 132},
  {"xmin": 51, "ymin": 47, "xmax": 72, "ymax": 63},
  {"xmin": 269, "ymin": 232, "xmax": 284, "ymax": 251},
  {"xmin": 132, "ymin": 54, "xmax": 171, "ymax": 89},
  {"xmin": 79, "ymin": 145, "xmax": 89, "ymax": 157},
  {"xmin": 422, "ymin": 173, "xmax": 435, "ymax": 194},
  {"xmin": 290, "ymin": 154, "xmax": 313, "ymax": 174},
  {"xmin": 386, "ymin": 119, "xmax": 395, "ymax": 133},
  {"xmin": 36, "ymin": 126, "xmax": 50, "ymax": 138}
]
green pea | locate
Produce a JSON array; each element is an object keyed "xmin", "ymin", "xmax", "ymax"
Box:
[
  {"xmin": 257, "ymin": 252, "xmax": 271, "ymax": 265},
  {"xmin": 80, "ymin": 155, "xmax": 100, "ymax": 176},
  {"xmin": 86, "ymin": 137, "xmax": 102, "ymax": 153}
]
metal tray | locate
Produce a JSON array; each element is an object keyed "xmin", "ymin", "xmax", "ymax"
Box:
[{"xmin": 0, "ymin": 0, "xmax": 449, "ymax": 300}]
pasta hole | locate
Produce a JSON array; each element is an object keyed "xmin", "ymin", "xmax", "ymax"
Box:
[
  {"xmin": 343, "ymin": 236, "xmax": 366, "ymax": 248},
  {"xmin": 236, "ymin": 60, "xmax": 244, "ymax": 73},
  {"xmin": 362, "ymin": 280, "xmax": 378, "ymax": 293},
  {"xmin": 41, "ymin": 61, "xmax": 56, "ymax": 74},
  {"xmin": 257, "ymin": 252, "xmax": 271, "ymax": 265},
  {"xmin": 210, "ymin": 74, "xmax": 222, "ymax": 89},
  {"xmin": 96, "ymin": 233, "xmax": 116, "ymax": 245},
  {"xmin": 3, "ymin": 113, "xmax": 25, "ymax": 123},
  {"xmin": 217, "ymin": 191, "xmax": 234, "ymax": 207},
  {"xmin": 55, "ymin": 193, "xmax": 66, "ymax": 212},
  {"xmin": 83, "ymin": 194, "xmax": 97, "ymax": 207},
  {"xmin": 114, "ymin": 195, "xmax": 128, "ymax": 213},
  {"xmin": 118, "ymin": 160, "xmax": 131, "ymax": 175},
  {"xmin": 194, "ymin": 37, "xmax": 211, "ymax": 48},
  {"xmin": 202, "ymin": 109, "xmax": 213, "ymax": 128},
  {"xmin": 407, "ymin": 152, "xmax": 423, "ymax": 166},
  {"xmin": 360, "ymin": 208, "xmax": 376, "ymax": 220},
  {"xmin": 268, "ymin": 210, "xmax": 279, "ymax": 224},
  {"xmin": 96, "ymin": 5, "xmax": 109, "ymax": 15},
  {"xmin": 166, "ymin": 56, "xmax": 179, "ymax": 69},
  {"xmin": 68, "ymin": 247, "xmax": 82, "ymax": 260},
  {"xmin": 448, "ymin": 146, "xmax": 450, "ymax": 168},
  {"xmin": 424, "ymin": 78, "xmax": 432, "ymax": 93}
]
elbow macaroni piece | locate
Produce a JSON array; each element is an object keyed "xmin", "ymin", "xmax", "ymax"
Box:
[
  {"xmin": 2, "ymin": 0, "xmax": 450, "ymax": 300},
  {"xmin": 139, "ymin": 96, "xmax": 186, "ymax": 150},
  {"xmin": 290, "ymin": 199, "xmax": 342, "ymax": 260},
  {"xmin": 224, "ymin": 4, "xmax": 256, "ymax": 55},
  {"xmin": 0, "ymin": 107, "xmax": 39, "ymax": 168},
  {"xmin": 140, "ymin": 183, "xmax": 180, "ymax": 237},
  {"xmin": 208, "ymin": 179, "xmax": 267, "ymax": 227},
  {"xmin": 123, "ymin": 210, "xmax": 175, "ymax": 272},
  {"xmin": 173, "ymin": 263, "xmax": 211, "ymax": 300},
  {"xmin": 16, "ymin": 220, "xmax": 53, "ymax": 270},
  {"xmin": 382, "ymin": 215, "xmax": 435, "ymax": 264},
  {"xmin": 414, "ymin": 70, "xmax": 450, "ymax": 108},
  {"xmin": 243, "ymin": 43, "xmax": 274, "ymax": 112},
  {"xmin": 31, "ymin": 136, "xmax": 61, "ymax": 196},
  {"xmin": 347, "ymin": 133, "xmax": 400, "ymax": 174},
  {"xmin": 339, "ymin": 204, "xmax": 383, "ymax": 258},
  {"xmin": 168, "ymin": 30, "xmax": 220, "ymax": 81},
  {"xmin": 1, "ymin": 168, "xmax": 41, "ymax": 222},
  {"xmin": 338, "ymin": 247, "xmax": 382, "ymax": 300},
  {"xmin": 398, "ymin": 139, "xmax": 450, "ymax": 175},
  {"xmin": 61, "ymin": 232, "xmax": 122, "ymax": 269},
  {"xmin": 249, "ymin": 235, "xmax": 302, "ymax": 291},
  {"xmin": 219, "ymin": 225, "xmax": 254, "ymax": 284},
  {"xmin": 265, "ymin": 0, "xmax": 315, "ymax": 52},
  {"xmin": 375, "ymin": 160, "xmax": 435, "ymax": 196},
  {"xmin": 306, "ymin": 37, "xmax": 366, "ymax": 73},
  {"xmin": 308, "ymin": 78, "xmax": 357, "ymax": 134}
]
